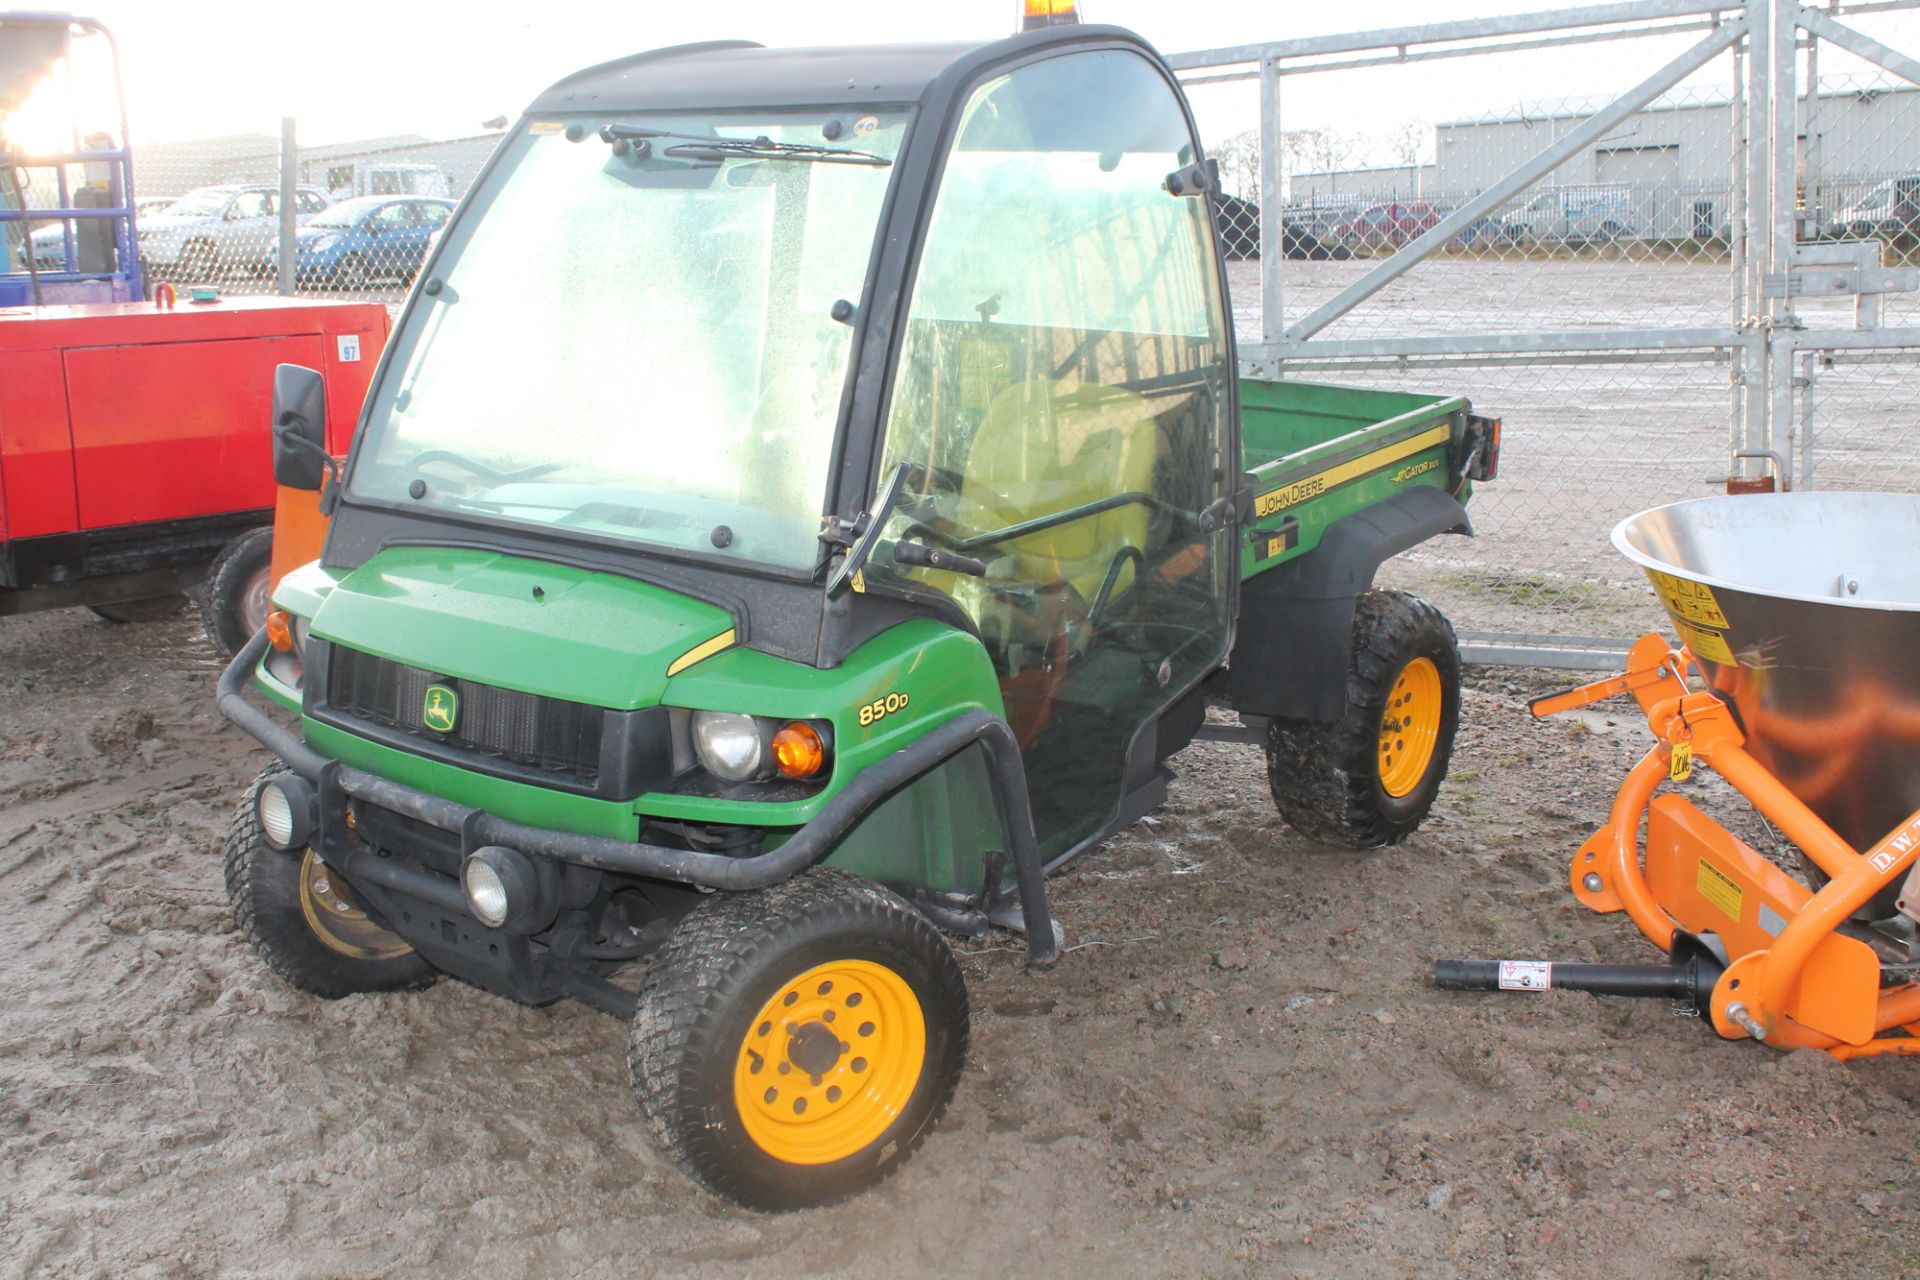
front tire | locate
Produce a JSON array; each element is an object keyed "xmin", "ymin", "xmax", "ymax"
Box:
[
  {"xmin": 1265, "ymin": 589, "xmax": 1461, "ymax": 849},
  {"xmin": 629, "ymin": 869, "xmax": 968, "ymax": 1212},
  {"xmin": 200, "ymin": 526, "xmax": 274, "ymax": 656},
  {"xmin": 224, "ymin": 766, "xmax": 434, "ymax": 998}
]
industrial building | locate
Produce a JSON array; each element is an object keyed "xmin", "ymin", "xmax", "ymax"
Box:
[{"xmin": 1287, "ymin": 81, "xmax": 1920, "ymax": 238}]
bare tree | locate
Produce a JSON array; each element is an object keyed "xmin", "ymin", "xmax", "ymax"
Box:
[
  {"xmin": 1280, "ymin": 129, "xmax": 1356, "ymax": 181},
  {"xmin": 1388, "ymin": 120, "xmax": 1432, "ymax": 168},
  {"xmin": 1208, "ymin": 129, "xmax": 1261, "ymax": 201}
]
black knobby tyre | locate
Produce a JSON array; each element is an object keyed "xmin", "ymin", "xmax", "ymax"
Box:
[
  {"xmin": 1265, "ymin": 589, "xmax": 1461, "ymax": 849},
  {"xmin": 629, "ymin": 869, "xmax": 969, "ymax": 1212},
  {"xmin": 224, "ymin": 766, "xmax": 435, "ymax": 998},
  {"xmin": 201, "ymin": 526, "xmax": 275, "ymax": 657}
]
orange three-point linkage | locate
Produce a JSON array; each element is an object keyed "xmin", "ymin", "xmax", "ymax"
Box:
[{"xmin": 1534, "ymin": 634, "xmax": 1920, "ymax": 1058}]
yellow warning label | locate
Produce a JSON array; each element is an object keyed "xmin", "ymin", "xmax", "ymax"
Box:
[
  {"xmin": 1649, "ymin": 571, "xmax": 1730, "ymax": 627},
  {"xmin": 1673, "ymin": 618, "xmax": 1735, "ymax": 665},
  {"xmin": 1668, "ymin": 741, "xmax": 1693, "ymax": 782},
  {"xmin": 1696, "ymin": 858, "xmax": 1745, "ymax": 922}
]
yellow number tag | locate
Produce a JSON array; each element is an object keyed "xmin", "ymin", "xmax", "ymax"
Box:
[{"xmin": 1669, "ymin": 741, "xmax": 1693, "ymax": 782}]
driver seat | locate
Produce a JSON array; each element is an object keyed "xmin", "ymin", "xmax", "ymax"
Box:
[{"xmin": 948, "ymin": 377, "xmax": 1161, "ymax": 653}]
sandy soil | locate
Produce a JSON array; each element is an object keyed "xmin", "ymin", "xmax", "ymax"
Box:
[{"xmin": 3, "ymin": 606, "xmax": 1916, "ymax": 1280}]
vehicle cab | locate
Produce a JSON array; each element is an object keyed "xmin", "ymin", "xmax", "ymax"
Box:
[{"xmin": 219, "ymin": 11, "xmax": 1483, "ymax": 1211}]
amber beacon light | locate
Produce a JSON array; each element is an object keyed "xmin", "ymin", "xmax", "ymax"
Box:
[{"xmin": 1021, "ymin": 0, "xmax": 1082, "ymax": 32}]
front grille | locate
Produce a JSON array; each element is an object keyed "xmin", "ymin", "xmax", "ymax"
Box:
[{"xmin": 327, "ymin": 645, "xmax": 604, "ymax": 784}]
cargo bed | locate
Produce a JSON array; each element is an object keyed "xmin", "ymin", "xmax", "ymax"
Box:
[{"xmin": 1237, "ymin": 378, "xmax": 1475, "ymax": 581}]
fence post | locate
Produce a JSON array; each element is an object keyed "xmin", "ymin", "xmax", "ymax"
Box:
[
  {"xmin": 1739, "ymin": 0, "xmax": 1771, "ymax": 477},
  {"xmin": 277, "ymin": 117, "xmax": 297, "ymax": 297},
  {"xmin": 1257, "ymin": 53, "xmax": 1282, "ymax": 366}
]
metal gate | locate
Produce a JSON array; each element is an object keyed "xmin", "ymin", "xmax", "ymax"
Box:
[{"xmin": 1170, "ymin": 0, "xmax": 1920, "ymax": 667}]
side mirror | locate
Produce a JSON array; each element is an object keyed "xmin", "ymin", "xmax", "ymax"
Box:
[{"xmin": 271, "ymin": 363, "xmax": 330, "ymax": 490}]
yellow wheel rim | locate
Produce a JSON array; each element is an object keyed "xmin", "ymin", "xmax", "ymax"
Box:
[
  {"xmin": 731, "ymin": 958, "xmax": 926, "ymax": 1166},
  {"xmin": 297, "ymin": 849, "xmax": 414, "ymax": 960},
  {"xmin": 1378, "ymin": 655, "xmax": 1444, "ymax": 799}
]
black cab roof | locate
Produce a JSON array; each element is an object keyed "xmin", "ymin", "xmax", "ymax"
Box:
[{"xmin": 526, "ymin": 25, "xmax": 1151, "ymax": 115}]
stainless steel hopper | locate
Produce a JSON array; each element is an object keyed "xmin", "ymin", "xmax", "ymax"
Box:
[{"xmin": 1614, "ymin": 492, "xmax": 1920, "ymax": 864}]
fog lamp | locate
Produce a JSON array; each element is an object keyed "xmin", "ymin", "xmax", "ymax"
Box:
[
  {"xmin": 463, "ymin": 846, "xmax": 537, "ymax": 929},
  {"xmin": 255, "ymin": 775, "xmax": 315, "ymax": 850}
]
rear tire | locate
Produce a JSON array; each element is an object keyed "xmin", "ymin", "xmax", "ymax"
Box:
[
  {"xmin": 629, "ymin": 869, "xmax": 968, "ymax": 1211},
  {"xmin": 1265, "ymin": 589, "xmax": 1461, "ymax": 849},
  {"xmin": 201, "ymin": 526, "xmax": 275, "ymax": 656},
  {"xmin": 224, "ymin": 765, "xmax": 434, "ymax": 998}
]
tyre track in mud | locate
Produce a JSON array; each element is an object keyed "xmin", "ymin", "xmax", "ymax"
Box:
[{"xmin": 2, "ymin": 607, "xmax": 1916, "ymax": 1279}]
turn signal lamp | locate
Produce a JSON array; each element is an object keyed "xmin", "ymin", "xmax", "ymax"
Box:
[
  {"xmin": 772, "ymin": 722, "xmax": 828, "ymax": 780},
  {"xmin": 1021, "ymin": 0, "xmax": 1082, "ymax": 31},
  {"xmin": 265, "ymin": 608, "xmax": 294, "ymax": 652}
]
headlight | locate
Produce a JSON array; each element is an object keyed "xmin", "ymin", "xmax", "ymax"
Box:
[
  {"xmin": 255, "ymin": 775, "xmax": 316, "ymax": 850},
  {"xmin": 258, "ymin": 784, "xmax": 294, "ymax": 845},
  {"xmin": 462, "ymin": 846, "xmax": 537, "ymax": 929},
  {"xmin": 307, "ymin": 234, "xmax": 339, "ymax": 253},
  {"xmin": 463, "ymin": 857, "xmax": 508, "ymax": 926},
  {"xmin": 692, "ymin": 711, "xmax": 762, "ymax": 781}
]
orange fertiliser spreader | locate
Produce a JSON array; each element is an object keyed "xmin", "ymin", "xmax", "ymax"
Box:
[{"xmin": 1436, "ymin": 493, "xmax": 1920, "ymax": 1060}]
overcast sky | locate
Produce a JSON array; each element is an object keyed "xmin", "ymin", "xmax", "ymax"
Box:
[{"xmin": 41, "ymin": 1, "xmax": 1920, "ymax": 160}]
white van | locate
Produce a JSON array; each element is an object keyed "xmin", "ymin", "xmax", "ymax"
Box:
[
  {"xmin": 324, "ymin": 162, "xmax": 451, "ymax": 202},
  {"xmin": 1499, "ymin": 186, "xmax": 1635, "ymax": 243}
]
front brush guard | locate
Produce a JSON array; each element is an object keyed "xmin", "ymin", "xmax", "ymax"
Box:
[{"xmin": 217, "ymin": 629, "xmax": 1060, "ymax": 965}]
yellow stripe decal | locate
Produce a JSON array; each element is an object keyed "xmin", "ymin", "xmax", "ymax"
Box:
[
  {"xmin": 1253, "ymin": 425, "xmax": 1452, "ymax": 518},
  {"xmin": 665, "ymin": 628, "xmax": 737, "ymax": 678}
]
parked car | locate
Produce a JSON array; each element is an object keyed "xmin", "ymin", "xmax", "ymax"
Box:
[
  {"xmin": 1498, "ymin": 187, "xmax": 1634, "ymax": 245},
  {"xmin": 1208, "ymin": 196, "xmax": 1359, "ymax": 261},
  {"xmin": 136, "ymin": 184, "xmax": 332, "ymax": 279},
  {"xmin": 1827, "ymin": 175, "xmax": 1920, "ymax": 239},
  {"xmin": 18, "ymin": 193, "xmax": 180, "ymax": 272},
  {"xmin": 1332, "ymin": 200, "xmax": 1441, "ymax": 250},
  {"xmin": 268, "ymin": 195, "xmax": 454, "ymax": 289}
]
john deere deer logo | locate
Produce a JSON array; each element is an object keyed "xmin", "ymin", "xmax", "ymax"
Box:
[{"xmin": 422, "ymin": 683, "xmax": 459, "ymax": 733}]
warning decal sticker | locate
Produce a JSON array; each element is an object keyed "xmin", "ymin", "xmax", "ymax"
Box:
[
  {"xmin": 1646, "ymin": 571, "xmax": 1737, "ymax": 664},
  {"xmin": 1497, "ymin": 960, "xmax": 1553, "ymax": 991},
  {"xmin": 1696, "ymin": 858, "xmax": 1745, "ymax": 922},
  {"xmin": 1648, "ymin": 571, "xmax": 1729, "ymax": 627}
]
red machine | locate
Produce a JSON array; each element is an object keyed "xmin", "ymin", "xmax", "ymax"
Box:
[{"xmin": 0, "ymin": 295, "xmax": 387, "ymax": 644}]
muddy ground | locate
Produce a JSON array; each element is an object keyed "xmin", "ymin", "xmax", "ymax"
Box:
[{"xmin": 3, "ymin": 605, "xmax": 1916, "ymax": 1280}]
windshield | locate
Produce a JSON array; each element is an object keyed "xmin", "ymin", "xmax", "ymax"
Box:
[
  {"xmin": 348, "ymin": 108, "xmax": 909, "ymax": 572},
  {"xmin": 168, "ymin": 188, "xmax": 234, "ymax": 217}
]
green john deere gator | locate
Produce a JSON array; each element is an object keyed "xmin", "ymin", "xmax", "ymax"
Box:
[{"xmin": 217, "ymin": 15, "xmax": 1500, "ymax": 1210}]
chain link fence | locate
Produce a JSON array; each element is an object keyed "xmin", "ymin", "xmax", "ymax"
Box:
[
  {"xmin": 9, "ymin": 4, "xmax": 1920, "ymax": 666},
  {"xmin": 119, "ymin": 129, "xmax": 501, "ymax": 305},
  {"xmin": 1181, "ymin": 0, "xmax": 1920, "ymax": 666}
]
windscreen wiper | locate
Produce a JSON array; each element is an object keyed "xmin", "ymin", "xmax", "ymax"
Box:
[{"xmin": 599, "ymin": 123, "xmax": 890, "ymax": 167}]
